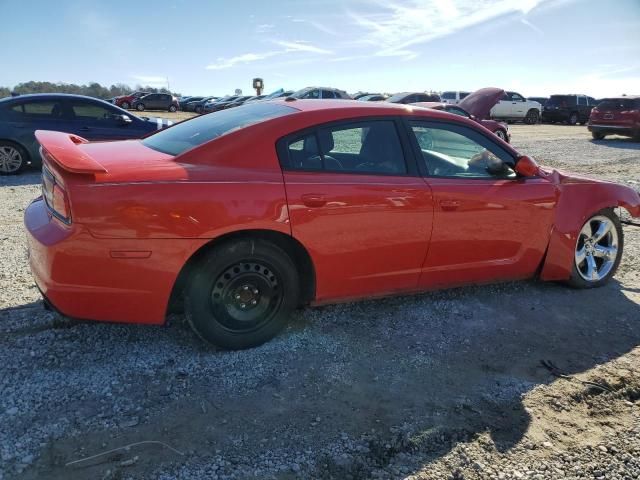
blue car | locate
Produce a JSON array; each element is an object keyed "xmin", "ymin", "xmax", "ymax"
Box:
[{"xmin": 0, "ymin": 93, "xmax": 173, "ymax": 174}]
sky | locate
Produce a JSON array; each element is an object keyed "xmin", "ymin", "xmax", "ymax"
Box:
[{"xmin": 0, "ymin": 0, "xmax": 638, "ymax": 98}]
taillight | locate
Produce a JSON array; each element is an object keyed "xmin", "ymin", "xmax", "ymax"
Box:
[
  {"xmin": 52, "ymin": 184, "xmax": 71, "ymax": 222},
  {"xmin": 42, "ymin": 166, "xmax": 71, "ymax": 224}
]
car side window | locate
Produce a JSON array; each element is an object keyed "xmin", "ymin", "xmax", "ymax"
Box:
[
  {"xmin": 577, "ymin": 96, "xmax": 587, "ymax": 106},
  {"xmin": 320, "ymin": 90, "xmax": 335, "ymax": 99},
  {"xmin": 409, "ymin": 121, "xmax": 515, "ymax": 179},
  {"xmin": 512, "ymin": 93, "xmax": 524, "ymax": 102},
  {"xmin": 70, "ymin": 102, "xmax": 117, "ymax": 121},
  {"xmin": 17, "ymin": 101, "xmax": 65, "ymax": 118},
  {"xmin": 282, "ymin": 120, "xmax": 407, "ymax": 175},
  {"xmin": 304, "ymin": 90, "xmax": 320, "ymax": 99}
]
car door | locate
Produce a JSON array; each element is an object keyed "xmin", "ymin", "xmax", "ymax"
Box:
[
  {"xmin": 66, "ymin": 98, "xmax": 142, "ymax": 140},
  {"xmin": 406, "ymin": 119, "xmax": 557, "ymax": 288},
  {"xmin": 5, "ymin": 98, "xmax": 73, "ymax": 161},
  {"xmin": 510, "ymin": 92, "xmax": 526, "ymax": 118},
  {"xmin": 490, "ymin": 92, "xmax": 512, "ymax": 118},
  {"xmin": 278, "ymin": 118, "xmax": 434, "ymax": 302}
]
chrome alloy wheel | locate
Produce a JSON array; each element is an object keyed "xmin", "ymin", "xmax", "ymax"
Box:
[
  {"xmin": 575, "ymin": 215, "xmax": 619, "ymax": 282},
  {"xmin": 0, "ymin": 145, "xmax": 23, "ymax": 173}
]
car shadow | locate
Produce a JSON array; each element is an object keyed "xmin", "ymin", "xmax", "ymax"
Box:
[
  {"xmin": 590, "ymin": 137, "xmax": 640, "ymax": 150},
  {"xmin": 0, "ymin": 169, "xmax": 41, "ymax": 187},
  {"xmin": 12, "ymin": 275, "xmax": 640, "ymax": 480}
]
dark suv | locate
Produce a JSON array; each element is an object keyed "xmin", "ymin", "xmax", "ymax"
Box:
[
  {"xmin": 132, "ymin": 93, "xmax": 179, "ymax": 112},
  {"xmin": 542, "ymin": 94, "xmax": 598, "ymax": 125}
]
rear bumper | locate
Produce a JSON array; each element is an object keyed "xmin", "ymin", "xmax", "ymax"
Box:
[
  {"xmin": 588, "ymin": 124, "xmax": 638, "ymax": 137},
  {"xmin": 24, "ymin": 197, "xmax": 196, "ymax": 325}
]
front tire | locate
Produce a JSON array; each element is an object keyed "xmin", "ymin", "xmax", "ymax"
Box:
[
  {"xmin": 169, "ymin": 104, "xmax": 177, "ymax": 112},
  {"xmin": 567, "ymin": 209, "xmax": 623, "ymax": 289},
  {"xmin": 195, "ymin": 105, "xmax": 203, "ymax": 114},
  {"xmin": 494, "ymin": 129, "xmax": 508, "ymax": 142},
  {"xmin": 121, "ymin": 101, "xmax": 131, "ymax": 109},
  {"xmin": 136, "ymin": 103, "xmax": 145, "ymax": 111},
  {"xmin": 185, "ymin": 239, "xmax": 300, "ymax": 349},
  {"xmin": 592, "ymin": 131, "xmax": 606, "ymax": 140},
  {"xmin": 568, "ymin": 112, "xmax": 578, "ymax": 125},
  {"xmin": 0, "ymin": 141, "xmax": 28, "ymax": 175}
]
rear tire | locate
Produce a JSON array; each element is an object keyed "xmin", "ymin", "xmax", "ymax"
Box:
[
  {"xmin": 494, "ymin": 129, "xmax": 508, "ymax": 142},
  {"xmin": 121, "ymin": 101, "xmax": 130, "ymax": 109},
  {"xmin": 169, "ymin": 105, "xmax": 177, "ymax": 112},
  {"xmin": 566, "ymin": 209, "xmax": 623, "ymax": 289},
  {"xmin": 568, "ymin": 112, "xmax": 578, "ymax": 125},
  {"xmin": 195, "ymin": 105, "xmax": 203, "ymax": 114},
  {"xmin": 136, "ymin": 103, "xmax": 145, "ymax": 111},
  {"xmin": 0, "ymin": 141, "xmax": 28, "ymax": 175},
  {"xmin": 185, "ymin": 239, "xmax": 300, "ymax": 349},
  {"xmin": 592, "ymin": 131, "xmax": 605, "ymax": 140},
  {"xmin": 524, "ymin": 109, "xmax": 539, "ymax": 125}
]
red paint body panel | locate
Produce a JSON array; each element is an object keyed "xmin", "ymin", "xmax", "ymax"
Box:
[{"xmin": 23, "ymin": 100, "xmax": 640, "ymax": 326}]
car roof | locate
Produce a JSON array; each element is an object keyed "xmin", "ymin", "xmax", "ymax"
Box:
[
  {"xmin": 273, "ymin": 98, "xmax": 457, "ymax": 115},
  {"xmin": 0, "ymin": 93, "xmax": 109, "ymax": 103}
]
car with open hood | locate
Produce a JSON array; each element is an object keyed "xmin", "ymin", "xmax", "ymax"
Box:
[
  {"xmin": 0, "ymin": 94, "xmax": 172, "ymax": 174},
  {"xmin": 25, "ymin": 99, "xmax": 640, "ymax": 349},
  {"xmin": 412, "ymin": 87, "xmax": 510, "ymax": 142}
]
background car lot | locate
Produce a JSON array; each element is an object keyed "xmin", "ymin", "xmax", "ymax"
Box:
[{"xmin": 1, "ymin": 123, "xmax": 638, "ymax": 479}]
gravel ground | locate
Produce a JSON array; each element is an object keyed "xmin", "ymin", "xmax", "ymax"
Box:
[{"xmin": 0, "ymin": 124, "xmax": 638, "ymax": 480}]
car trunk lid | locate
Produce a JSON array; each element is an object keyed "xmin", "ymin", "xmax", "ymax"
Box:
[{"xmin": 458, "ymin": 87, "xmax": 505, "ymax": 120}]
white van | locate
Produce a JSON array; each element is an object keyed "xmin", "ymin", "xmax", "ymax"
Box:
[{"xmin": 441, "ymin": 91, "xmax": 471, "ymax": 105}]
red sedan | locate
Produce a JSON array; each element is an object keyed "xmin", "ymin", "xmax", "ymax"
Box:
[{"xmin": 25, "ymin": 100, "xmax": 640, "ymax": 349}]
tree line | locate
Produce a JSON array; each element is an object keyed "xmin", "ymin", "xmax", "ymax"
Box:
[{"xmin": 0, "ymin": 81, "xmax": 179, "ymax": 100}]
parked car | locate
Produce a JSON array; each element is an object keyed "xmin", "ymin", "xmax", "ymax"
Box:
[
  {"xmin": 202, "ymin": 96, "xmax": 241, "ymax": 113},
  {"xmin": 386, "ymin": 92, "xmax": 441, "ymax": 104},
  {"xmin": 412, "ymin": 87, "xmax": 511, "ymax": 142},
  {"xmin": 262, "ymin": 90, "xmax": 294, "ymax": 100},
  {"xmin": 352, "ymin": 92, "xmax": 377, "ymax": 100},
  {"xmin": 588, "ymin": 96, "xmax": 640, "ymax": 140},
  {"xmin": 441, "ymin": 91, "xmax": 470, "ymax": 105},
  {"xmin": 132, "ymin": 93, "xmax": 179, "ymax": 112},
  {"xmin": 0, "ymin": 93, "xmax": 172, "ymax": 174},
  {"xmin": 221, "ymin": 96, "xmax": 254, "ymax": 110},
  {"xmin": 489, "ymin": 91, "xmax": 541, "ymax": 124},
  {"xmin": 357, "ymin": 94, "xmax": 387, "ymax": 102},
  {"xmin": 290, "ymin": 87, "xmax": 351, "ymax": 99},
  {"xmin": 112, "ymin": 91, "xmax": 150, "ymax": 109},
  {"xmin": 243, "ymin": 95, "xmax": 266, "ymax": 103},
  {"xmin": 26, "ymin": 100, "xmax": 640, "ymax": 349},
  {"xmin": 542, "ymin": 94, "xmax": 598, "ymax": 125},
  {"xmin": 183, "ymin": 96, "xmax": 219, "ymax": 113},
  {"xmin": 179, "ymin": 96, "xmax": 205, "ymax": 110}
]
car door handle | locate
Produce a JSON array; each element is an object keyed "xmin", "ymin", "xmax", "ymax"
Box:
[
  {"xmin": 301, "ymin": 194, "xmax": 327, "ymax": 208},
  {"xmin": 439, "ymin": 200, "xmax": 460, "ymax": 211}
]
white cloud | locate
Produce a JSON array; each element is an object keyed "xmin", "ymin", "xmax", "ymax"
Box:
[
  {"xmin": 131, "ymin": 75, "xmax": 167, "ymax": 86},
  {"xmin": 273, "ymin": 40, "xmax": 333, "ymax": 55},
  {"xmin": 349, "ymin": 0, "xmax": 549, "ymax": 59},
  {"xmin": 205, "ymin": 41, "xmax": 332, "ymax": 71},
  {"xmin": 256, "ymin": 23, "xmax": 275, "ymax": 33},
  {"xmin": 206, "ymin": 52, "xmax": 279, "ymax": 70}
]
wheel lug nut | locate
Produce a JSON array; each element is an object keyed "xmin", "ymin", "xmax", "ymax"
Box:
[
  {"xmin": 253, "ymin": 289, "xmax": 259, "ymax": 295},
  {"xmin": 235, "ymin": 294, "xmax": 241, "ymax": 300},
  {"xmin": 243, "ymin": 286, "xmax": 249, "ymax": 291},
  {"xmin": 251, "ymin": 299, "xmax": 257, "ymax": 305},
  {"xmin": 240, "ymin": 303, "xmax": 246, "ymax": 309}
]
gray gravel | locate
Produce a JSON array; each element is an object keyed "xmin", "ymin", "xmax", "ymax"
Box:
[{"xmin": 0, "ymin": 125, "xmax": 639, "ymax": 480}]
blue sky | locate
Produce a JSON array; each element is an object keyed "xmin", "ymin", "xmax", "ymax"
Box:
[{"xmin": 1, "ymin": 0, "xmax": 638, "ymax": 98}]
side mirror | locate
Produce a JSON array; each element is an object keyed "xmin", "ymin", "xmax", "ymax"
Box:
[
  {"xmin": 515, "ymin": 155, "xmax": 539, "ymax": 177},
  {"xmin": 118, "ymin": 114, "xmax": 132, "ymax": 125}
]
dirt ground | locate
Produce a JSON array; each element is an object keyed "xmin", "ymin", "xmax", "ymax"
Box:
[{"xmin": 0, "ymin": 123, "xmax": 639, "ymax": 480}]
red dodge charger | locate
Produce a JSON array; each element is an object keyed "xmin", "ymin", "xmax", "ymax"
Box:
[{"xmin": 25, "ymin": 100, "xmax": 640, "ymax": 349}]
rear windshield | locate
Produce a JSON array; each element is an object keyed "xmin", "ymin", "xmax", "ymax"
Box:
[
  {"xmin": 142, "ymin": 103, "xmax": 297, "ymax": 155},
  {"xmin": 547, "ymin": 95, "xmax": 575, "ymax": 106},
  {"xmin": 597, "ymin": 98, "xmax": 638, "ymax": 110}
]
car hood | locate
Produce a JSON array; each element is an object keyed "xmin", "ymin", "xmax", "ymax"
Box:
[{"xmin": 458, "ymin": 87, "xmax": 505, "ymax": 120}]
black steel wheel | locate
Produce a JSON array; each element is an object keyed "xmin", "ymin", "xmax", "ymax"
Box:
[{"xmin": 185, "ymin": 239, "xmax": 300, "ymax": 349}]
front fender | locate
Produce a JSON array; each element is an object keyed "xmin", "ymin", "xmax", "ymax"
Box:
[{"xmin": 540, "ymin": 177, "xmax": 640, "ymax": 281}]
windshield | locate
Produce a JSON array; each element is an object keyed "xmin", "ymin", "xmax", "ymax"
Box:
[
  {"xmin": 597, "ymin": 98, "xmax": 637, "ymax": 110},
  {"xmin": 142, "ymin": 103, "xmax": 297, "ymax": 155}
]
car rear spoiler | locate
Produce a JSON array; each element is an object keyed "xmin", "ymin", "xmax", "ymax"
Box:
[{"xmin": 35, "ymin": 130, "xmax": 108, "ymax": 174}]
